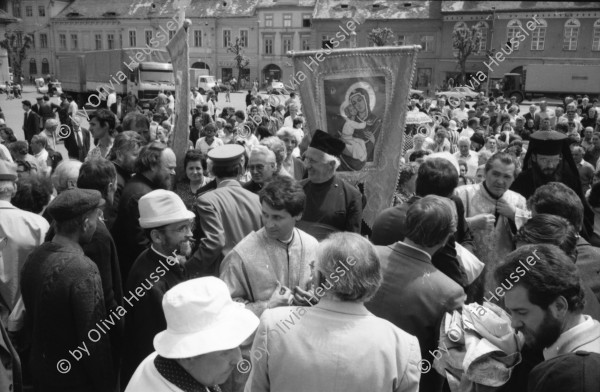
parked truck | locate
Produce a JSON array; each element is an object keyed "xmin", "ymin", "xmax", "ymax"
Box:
[
  {"xmin": 502, "ymin": 64, "xmax": 600, "ymax": 103},
  {"xmin": 58, "ymin": 49, "xmax": 175, "ymax": 109},
  {"xmin": 189, "ymin": 68, "xmax": 217, "ymax": 94}
]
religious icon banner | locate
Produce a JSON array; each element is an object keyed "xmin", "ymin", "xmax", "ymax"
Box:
[{"xmin": 289, "ymin": 45, "xmax": 419, "ymax": 228}]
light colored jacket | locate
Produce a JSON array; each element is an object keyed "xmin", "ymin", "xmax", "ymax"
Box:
[
  {"xmin": 126, "ymin": 352, "xmax": 184, "ymax": 392},
  {"xmin": 245, "ymin": 299, "xmax": 422, "ymax": 392}
]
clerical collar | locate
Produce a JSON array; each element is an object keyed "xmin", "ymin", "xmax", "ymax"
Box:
[
  {"xmin": 277, "ymin": 229, "xmax": 295, "ymax": 245},
  {"xmin": 482, "ymin": 181, "xmax": 502, "ymax": 201},
  {"xmin": 154, "ymin": 355, "xmax": 220, "ymax": 392},
  {"xmin": 151, "ymin": 245, "xmax": 179, "ymax": 263}
]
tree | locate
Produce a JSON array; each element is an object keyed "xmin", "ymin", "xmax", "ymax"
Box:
[
  {"xmin": 368, "ymin": 27, "xmax": 395, "ymax": 47},
  {"xmin": 227, "ymin": 36, "xmax": 250, "ymax": 87},
  {"xmin": 452, "ymin": 24, "xmax": 482, "ymax": 86},
  {"xmin": 0, "ymin": 31, "xmax": 34, "ymax": 83}
]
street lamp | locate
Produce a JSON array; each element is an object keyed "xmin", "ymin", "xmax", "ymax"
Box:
[{"xmin": 486, "ymin": 6, "xmax": 496, "ymax": 96}]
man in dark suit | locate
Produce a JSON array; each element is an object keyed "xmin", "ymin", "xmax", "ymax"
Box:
[
  {"xmin": 187, "ymin": 144, "xmax": 262, "ymax": 278},
  {"xmin": 109, "ymin": 95, "xmax": 125, "ymax": 123},
  {"xmin": 367, "ymin": 195, "xmax": 466, "ymax": 392},
  {"xmin": 31, "ymin": 97, "xmax": 43, "ymax": 116},
  {"xmin": 22, "ymin": 100, "xmax": 41, "ymax": 144},
  {"xmin": 371, "ymin": 157, "xmax": 473, "ymax": 289},
  {"xmin": 63, "ymin": 117, "xmax": 91, "ymax": 162}
]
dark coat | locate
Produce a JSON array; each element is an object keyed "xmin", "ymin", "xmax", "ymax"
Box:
[
  {"xmin": 371, "ymin": 195, "xmax": 473, "ymax": 288},
  {"xmin": 22, "ymin": 111, "xmax": 40, "ymax": 143},
  {"xmin": 366, "ymin": 242, "xmax": 466, "ymax": 392},
  {"xmin": 242, "ymin": 179, "xmax": 262, "ymax": 194},
  {"xmin": 299, "ymin": 175, "xmax": 362, "ymax": 233},
  {"xmin": 64, "ymin": 127, "xmax": 91, "ymax": 162},
  {"xmin": 106, "ymin": 162, "xmax": 132, "ymax": 230},
  {"xmin": 21, "ymin": 242, "xmax": 115, "ymax": 392},
  {"xmin": 120, "ymin": 248, "xmax": 187, "ymax": 387},
  {"xmin": 111, "ymin": 174, "xmax": 158, "ymax": 285}
]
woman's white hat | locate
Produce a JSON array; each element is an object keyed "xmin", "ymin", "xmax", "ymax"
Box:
[
  {"xmin": 138, "ymin": 189, "xmax": 195, "ymax": 229},
  {"xmin": 153, "ymin": 277, "xmax": 259, "ymax": 359}
]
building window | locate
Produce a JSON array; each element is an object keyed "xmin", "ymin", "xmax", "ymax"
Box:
[
  {"xmin": 40, "ymin": 33, "xmax": 48, "ymax": 49},
  {"xmin": 25, "ymin": 5, "xmax": 32, "ymax": 17},
  {"xmin": 240, "ymin": 29, "xmax": 248, "ymax": 47},
  {"xmin": 129, "ymin": 30, "xmax": 136, "ymax": 47},
  {"xmin": 71, "ymin": 34, "xmax": 78, "ymax": 50},
  {"xmin": 264, "ymin": 36, "xmax": 273, "ymax": 54},
  {"xmin": 30, "ymin": 59, "xmax": 37, "ymax": 75},
  {"xmin": 42, "ymin": 58, "xmax": 49, "ymax": 74},
  {"xmin": 223, "ymin": 29, "xmax": 231, "ymax": 47},
  {"xmin": 145, "ymin": 30, "xmax": 152, "ymax": 46},
  {"xmin": 59, "ymin": 33, "xmax": 67, "ymax": 50},
  {"xmin": 321, "ymin": 35, "xmax": 331, "ymax": 49},
  {"xmin": 194, "ymin": 30, "xmax": 202, "ymax": 47},
  {"xmin": 475, "ymin": 22, "xmax": 488, "ymax": 52},
  {"xmin": 12, "ymin": 3, "xmax": 20, "ymax": 17},
  {"xmin": 301, "ymin": 36, "xmax": 310, "ymax": 50},
  {"xmin": 95, "ymin": 33, "xmax": 102, "ymax": 50},
  {"xmin": 563, "ymin": 18, "xmax": 580, "ymax": 51},
  {"xmin": 107, "ymin": 33, "xmax": 115, "ymax": 49},
  {"xmin": 302, "ymin": 14, "xmax": 311, "ymax": 28},
  {"xmin": 593, "ymin": 20, "xmax": 600, "ymax": 51},
  {"xmin": 396, "ymin": 35, "xmax": 406, "ymax": 46},
  {"xmin": 420, "ymin": 35, "xmax": 434, "ymax": 52},
  {"xmin": 530, "ymin": 19, "xmax": 547, "ymax": 51},
  {"xmin": 38, "ymin": 6, "xmax": 45, "ymax": 17},
  {"xmin": 283, "ymin": 14, "xmax": 292, "ymax": 27},
  {"xmin": 265, "ymin": 14, "xmax": 273, "ymax": 27},
  {"xmin": 282, "ymin": 36, "xmax": 292, "ymax": 53},
  {"xmin": 506, "ymin": 19, "xmax": 521, "ymax": 51}
]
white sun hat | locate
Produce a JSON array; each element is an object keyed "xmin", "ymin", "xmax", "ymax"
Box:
[
  {"xmin": 153, "ymin": 277, "xmax": 259, "ymax": 359},
  {"xmin": 138, "ymin": 189, "xmax": 195, "ymax": 229}
]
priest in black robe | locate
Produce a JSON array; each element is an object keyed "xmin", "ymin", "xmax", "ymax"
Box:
[
  {"xmin": 510, "ymin": 130, "xmax": 594, "ymax": 239},
  {"xmin": 298, "ymin": 130, "xmax": 362, "ymax": 239}
]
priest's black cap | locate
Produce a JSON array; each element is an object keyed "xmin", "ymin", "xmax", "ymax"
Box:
[
  {"xmin": 528, "ymin": 131, "xmax": 566, "ymax": 156},
  {"xmin": 47, "ymin": 189, "xmax": 105, "ymax": 222},
  {"xmin": 309, "ymin": 129, "xmax": 346, "ymax": 157}
]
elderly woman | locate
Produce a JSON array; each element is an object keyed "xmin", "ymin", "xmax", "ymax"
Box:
[
  {"xmin": 174, "ymin": 149, "xmax": 210, "ymax": 209},
  {"xmin": 404, "ymin": 133, "xmax": 429, "ymax": 162},
  {"xmin": 276, "ymin": 127, "xmax": 304, "ymax": 180},
  {"xmin": 260, "ymin": 136, "xmax": 290, "ymax": 177},
  {"xmin": 244, "ymin": 232, "xmax": 421, "ymax": 392},
  {"xmin": 393, "ymin": 162, "xmax": 418, "ymax": 206}
]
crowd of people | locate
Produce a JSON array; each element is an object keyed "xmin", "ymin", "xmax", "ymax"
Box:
[{"xmin": 0, "ymin": 86, "xmax": 599, "ymax": 392}]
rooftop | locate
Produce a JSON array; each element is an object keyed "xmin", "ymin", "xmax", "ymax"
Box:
[
  {"xmin": 313, "ymin": 0, "xmax": 440, "ymax": 20},
  {"xmin": 441, "ymin": 1, "xmax": 600, "ymax": 13},
  {"xmin": 54, "ymin": 0, "xmax": 259, "ymax": 20}
]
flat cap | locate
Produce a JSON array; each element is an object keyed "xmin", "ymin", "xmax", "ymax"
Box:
[
  {"xmin": 47, "ymin": 189, "xmax": 105, "ymax": 222},
  {"xmin": 0, "ymin": 160, "xmax": 17, "ymax": 181},
  {"xmin": 207, "ymin": 144, "xmax": 245, "ymax": 168},
  {"xmin": 529, "ymin": 130, "xmax": 567, "ymax": 156},
  {"xmin": 308, "ymin": 129, "xmax": 346, "ymax": 157}
]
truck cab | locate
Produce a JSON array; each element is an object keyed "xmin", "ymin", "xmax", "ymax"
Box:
[
  {"xmin": 128, "ymin": 62, "xmax": 175, "ymax": 109},
  {"xmin": 502, "ymin": 73, "xmax": 524, "ymax": 102}
]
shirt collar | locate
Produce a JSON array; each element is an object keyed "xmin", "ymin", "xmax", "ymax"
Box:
[
  {"xmin": 150, "ymin": 245, "xmax": 180, "ymax": 264},
  {"xmin": 398, "ymin": 240, "xmax": 432, "ymax": 261},
  {"xmin": 217, "ymin": 179, "xmax": 241, "ymax": 188},
  {"xmin": 543, "ymin": 315, "xmax": 600, "ymax": 360},
  {"xmin": 314, "ymin": 298, "xmax": 371, "ymax": 316},
  {"xmin": 154, "ymin": 355, "xmax": 219, "ymax": 392},
  {"xmin": 0, "ymin": 200, "xmax": 14, "ymax": 209}
]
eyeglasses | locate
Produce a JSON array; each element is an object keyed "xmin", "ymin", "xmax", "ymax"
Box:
[{"xmin": 248, "ymin": 163, "xmax": 274, "ymax": 171}]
